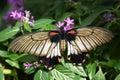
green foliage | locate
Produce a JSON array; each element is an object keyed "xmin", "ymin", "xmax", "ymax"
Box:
[
  {"xmin": 0, "ymin": 69, "xmax": 4, "ymax": 80},
  {"xmin": 63, "ymin": 63, "xmax": 87, "ymax": 77},
  {"xmin": 51, "ymin": 66, "xmax": 77, "ymax": 80},
  {"xmin": 0, "ymin": 0, "xmax": 120, "ymax": 80},
  {"xmin": 115, "ymin": 74, "xmax": 120, "ymax": 80},
  {"xmin": 81, "ymin": 7, "xmax": 110, "ymax": 26},
  {"xmin": 86, "ymin": 63, "xmax": 97, "ymax": 80},
  {"xmin": 0, "ymin": 27, "xmax": 20, "ymax": 42},
  {"xmin": 34, "ymin": 70, "xmax": 50, "ymax": 80},
  {"xmin": 92, "ymin": 67, "xmax": 106, "ymax": 80},
  {"xmin": 33, "ymin": 19, "xmax": 55, "ymax": 30}
]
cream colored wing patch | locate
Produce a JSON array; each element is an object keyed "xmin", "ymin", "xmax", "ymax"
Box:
[
  {"xmin": 76, "ymin": 27, "xmax": 114, "ymax": 52},
  {"xmin": 9, "ymin": 31, "xmax": 62, "ymax": 57}
]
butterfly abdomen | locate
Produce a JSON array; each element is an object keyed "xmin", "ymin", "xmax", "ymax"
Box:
[{"xmin": 60, "ymin": 40, "xmax": 66, "ymax": 51}]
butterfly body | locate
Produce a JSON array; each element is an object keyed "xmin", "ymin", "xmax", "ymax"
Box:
[
  {"xmin": 9, "ymin": 27, "xmax": 113, "ymax": 70},
  {"xmin": 60, "ymin": 40, "xmax": 66, "ymax": 51},
  {"xmin": 49, "ymin": 27, "xmax": 77, "ymax": 51}
]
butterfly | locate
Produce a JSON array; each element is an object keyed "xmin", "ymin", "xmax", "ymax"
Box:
[{"xmin": 9, "ymin": 26, "xmax": 113, "ymax": 70}]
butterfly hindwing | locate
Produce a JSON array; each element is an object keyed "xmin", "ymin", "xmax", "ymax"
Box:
[{"xmin": 39, "ymin": 42, "xmax": 61, "ymax": 70}]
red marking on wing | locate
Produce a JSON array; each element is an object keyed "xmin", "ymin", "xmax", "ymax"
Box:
[
  {"xmin": 67, "ymin": 29, "xmax": 76, "ymax": 34},
  {"xmin": 49, "ymin": 31, "xmax": 59, "ymax": 36}
]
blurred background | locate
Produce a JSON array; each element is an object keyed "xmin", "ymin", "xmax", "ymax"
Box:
[{"xmin": 0, "ymin": 0, "xmax": 120, "ymax": 80}]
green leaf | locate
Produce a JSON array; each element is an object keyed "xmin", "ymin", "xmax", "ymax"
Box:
[
  {"xmin": 7, "ymin": 52, "xmax": 35, "ymax": 62},
  {"xmin": 8, "ymin": 53, "xmax": 28, "ymax": 61},
  {"xmin": 0, "ymin": 69, "xmax": 4, "ymax": 80},
  {"xmin": 86, "ymin": 63, "xmax": 97, "ymax": 80},
  {"xmin": 15, "ymin": 21, "xmax": 22, "ymax": 28},
  {"xmin": 18, "ymin": 54, "xmax": 36, "ymax": 62},
  {"xmin": 24, "ymin": 67, "xmax": 35, "ymax": 74},
  {"xmin": 73, "ymin": 75, "xmax": 86, "ymax": 80},
  {"xmin": 8, "ymin": 53, "xmax": 19, "ymax": 60},
  {"xmin": 24, "ymin": 24, "xmax": 32, "ymax": 32},
  {"xmin": 81, "ymin": 7, "xmax": 109, "ymax": 26},
  {"xmin": 34, "ymin": 70, "xmax": 50, "ymax": 80},
  {"xmin": 0, "ymin": 50, "xmax": 9, "ymax": 57},
  {"xmin": 92, "ymin": 67, "xmax": 106, "ymax": 80},
  {"xmin": 41, "ymin": 24, "xmax": 57, "ymax": 30},
  {"xmin": 115, "ymin": 73, "xmax": 120, "ymax": 80},
  {"xmin": 51, "ymin": 65, "xmax": 77, "ymax": 80},
  {"xmin": 5, "ymin": 59, "xmax": 20, "ymax": 68},
  {"xmin": 100, "ymin": 59, "xmax": 120, "ymax": 70},
  {"xmin": 0, "ymin": 27, "xmax": 20, "ymax": 42},
  {"xmin": 63, "ymin": 63, "xmax": 87, "ymax": 77},
  {"xmin": 32, "ymin": 19, "xmax": 55, "ymax": 29},
  {"xmin": 2, "ymin": 69, "xmax": 12, "ymax": 75}
]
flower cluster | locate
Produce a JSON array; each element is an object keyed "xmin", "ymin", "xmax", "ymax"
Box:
[
  {"xmin": 10, "ymin": 10, "xmax": 34, "ymax": 26},
  {"xmin": 57, "ymin": 17, "xmax": 74, "ymax": 31},
  {"xmin": 102, "ymin": 13, "xmax": 115, "ymax": 22},
  {"xmin": 4, "ymin": 0, "xmax": 24, "ymax": 26},
  {"xmin": 24, "ymin": 61, "xmax": 39, "ymax": 69}
]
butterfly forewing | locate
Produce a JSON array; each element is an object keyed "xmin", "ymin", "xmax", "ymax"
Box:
[{"xmin": 76, "ymin": 27, "xmax": 113, "ymax": 48}]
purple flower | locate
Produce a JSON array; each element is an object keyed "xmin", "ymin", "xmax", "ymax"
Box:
[
  {"xmin": 106, "ymin": 13, "xmax": 115, "ymax": 21},
  {"xmin": 65, "ymin": 17, "xmax": 74, "ymax": 26},
  {"xmin": 28, "ymin": 16, "xmax": 34, "ymax": 26},
  {"xmin": 8, "ymin": 10, "xmax": 34, "ymax": 26},
  {"xmin": 57, "ymin": 21, "xmax": 64, "ymax": 28},
  {"xmin": 32, "ymin": 61, "xmax": 39, "ymax": 68},
  {"xmin": 102, "ymin": 13, "xmax": 115, "ymax": 22},
  {"xmin": 56, "ymin": 17, "xmax": 74, "ymax": 31},
  {"xmin": 22, "ymin": 10, "xmax": 34, "ymax": 26},
  {"xmin": 24, "ymin": 62, "xmax": 32, "ymax": 69},
  {"xmin": 64, "ymin": 25, "xmax": 72, "ymax": 31},
  {"xmin": 24, "ymin": 61, "xmax": 39, "ymax": 69},
  {"xmin": 4, "ymin": 0, "xmax": 24, "ymax": 26},
  {"xmin": 64, "ymin": 17, "xmax": 74, "ymax": 31},
  {"xmin": 24, "ymin": 10, "xmax": 31, "ymax": 18},
  {"xmin": 10, "ymin": 10, "xmax": 23, "ymax": 20}
]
